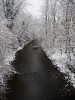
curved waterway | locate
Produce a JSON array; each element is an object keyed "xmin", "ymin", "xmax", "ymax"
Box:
[{"xmin": 6, "ymin": 41, "xmax": 75, "ymax": 100}]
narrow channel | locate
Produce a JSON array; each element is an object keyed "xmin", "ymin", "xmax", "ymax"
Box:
[{"xmin": 6, "ymin": 41, "xmax": 75, "ymax": 100}]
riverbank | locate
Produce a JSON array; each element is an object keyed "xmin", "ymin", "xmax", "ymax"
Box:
[
  {"xmin": 0, "ymin": 40, "xmax": 31, "ymax": 100},
  {"xmin": 41, "ymin": 41, "xmax": 75, "ymax": 88}
]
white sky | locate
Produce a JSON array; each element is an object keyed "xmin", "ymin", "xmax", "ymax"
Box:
[{"xmin": 27, "ymin": 0, "xmax": 43, "ymax": 18}]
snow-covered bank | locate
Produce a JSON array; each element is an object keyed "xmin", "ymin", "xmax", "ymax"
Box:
[
  {"xmin": 0, "ymin": 40, "xmax": 31, "ymax": 96},
  {"xmin": 0, "ymin": 21, "xmax": 18, "ymax": 97},
  {"xmin": 41, "ymin": 43, "xmax": 75, "ymax": 88},
  {"xmin": 0, "ymin": 19, "xmax": 31, "ymax": 99},
  {"xmin": 51, "ymin": 53, "xmax": 75, "ymax": 88},
  {"xmin": 4, "ymin": 41, "xmax": 30, "ymax": 66}
]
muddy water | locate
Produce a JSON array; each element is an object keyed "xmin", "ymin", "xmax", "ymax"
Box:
[{"xmin": 6, "ymin": 42, "xmax": 75, "ymax": 100}]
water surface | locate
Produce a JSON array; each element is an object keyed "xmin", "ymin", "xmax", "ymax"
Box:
[{"xmin": 6, "ymin": 42, "xmax": 75, "ymax": 100}]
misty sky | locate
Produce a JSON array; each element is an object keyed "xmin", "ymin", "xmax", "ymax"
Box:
[{"xmin": 27, "ymin": 0, "xmax": 43, "ymax": 18}]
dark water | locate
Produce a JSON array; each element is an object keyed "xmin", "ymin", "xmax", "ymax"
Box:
[{"xmin": 6, "ymin": 42, "xmax": 75, "ymax": 100}]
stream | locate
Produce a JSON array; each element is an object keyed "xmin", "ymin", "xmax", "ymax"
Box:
[{"xmin": 6, "ymin": 41, "xmax": 75, "ymax": 100}]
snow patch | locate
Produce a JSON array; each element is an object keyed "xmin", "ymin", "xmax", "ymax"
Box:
[
  {"xmin": 51, "ymin": 52, "xmax": 75, "ymax": 88},
  {"xmin": 41, "ymin": 43, "xmax": 75, "ymax": 88}
]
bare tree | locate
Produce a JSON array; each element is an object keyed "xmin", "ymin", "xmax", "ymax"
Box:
[
  {"xmin": 2, "ymin": 0, "xmax": 23, "ymax": 31},
  {"xmin": 44, "ymin": 0, "xmax": 49, "ymax": 39},
  {"xmin": 62, "ymin": 0, "xmax": 75, "ymax": 61}
]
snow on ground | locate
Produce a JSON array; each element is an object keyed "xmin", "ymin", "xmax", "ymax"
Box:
[{"xmin": 41, "ymin": 43, "xmax": 75, "ymax": 88}]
